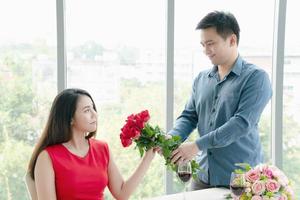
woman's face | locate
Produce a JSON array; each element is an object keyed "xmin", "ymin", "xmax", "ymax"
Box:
[{"xmin": 71, "ymin": 95, "xmax": 97, "ymax": 134}]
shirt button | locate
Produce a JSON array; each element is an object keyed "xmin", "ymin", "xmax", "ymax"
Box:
[
  {"xmin": 208, "ymin": 151, "xmax": 212, "ymax": 156},
  {"xmin": 209, "ymin": 122, "xmax": 213, "ymax": 127}
]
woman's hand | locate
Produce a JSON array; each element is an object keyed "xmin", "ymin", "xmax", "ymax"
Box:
[{"xmin": 143, "ymin": 147, "xmax": 158, "ymax": 161}]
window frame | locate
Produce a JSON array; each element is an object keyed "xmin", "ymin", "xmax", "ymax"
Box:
[{"xmin": 57, "ymin": 0, "xmax": 287, "ymax": 194}]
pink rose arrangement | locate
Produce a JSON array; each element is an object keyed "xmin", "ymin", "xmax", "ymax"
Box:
[
  {"xmin": 231, "ymin": 163, "xmax": 295, "ymax": 200},
  {"xmin": 120, "ymin": 110, "xmax": 201, "ymax": 179}
]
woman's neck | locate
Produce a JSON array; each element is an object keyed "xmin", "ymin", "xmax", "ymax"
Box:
[{"xmin": 67, "ymin": 131, "xmax": 89, "ymax": 150}]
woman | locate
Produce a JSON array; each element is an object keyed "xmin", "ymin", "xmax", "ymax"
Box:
[{"xmin": 26, "ymin": 88, "xmax": 156, "ymax": 200}]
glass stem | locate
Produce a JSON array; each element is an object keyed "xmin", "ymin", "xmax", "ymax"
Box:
[{"xmin": 183, "ymin": 183, "xmax": 187, "ymax": 200}]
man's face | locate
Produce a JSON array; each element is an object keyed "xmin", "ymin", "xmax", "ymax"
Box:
[{"xmin": 200, "ymin": 27, "xmax": 235, "ymax": 66}]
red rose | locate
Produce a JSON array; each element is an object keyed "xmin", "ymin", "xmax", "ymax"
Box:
[
  {"xmin": 120, "ymin": 133, "xmax": 132, "ymax": 147},
  {"xmin": 129, "ymin": 126, "xmax": 141, "ymax": 138},
  {"xmin": 126, "ymin": 116, "xmax": 135, "ymax": 127},
  {"xmin": 138, "ymin": 110, "xmax": 150, "ymax": 122},
  {"xmin": 120, "ymin": 110, "xmax": 151, "ymax": 148},
  {"xmin": 120, "ymin": 127, "xmax": 129, "ymax": 139},
  {"xmin": 135, "ymin": 117, "xmax": 145, "ymax": 129},
  {"xmin": 134, "ymin": 110, "xmax": 149, "ymax": 129}
]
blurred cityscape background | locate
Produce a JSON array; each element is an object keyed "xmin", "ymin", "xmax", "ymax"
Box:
[{"xmin": 0, "ymin": 0, "xmax": 299, "ymax": 199}]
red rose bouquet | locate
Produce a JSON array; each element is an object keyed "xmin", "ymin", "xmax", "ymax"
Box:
[{"xmin": 120, "ymin": 110, "xmax": 201, "ymax": 179}]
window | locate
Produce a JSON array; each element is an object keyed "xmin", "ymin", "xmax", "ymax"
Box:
[
  {"xmin": 0, "ymin": 0, "xmax": 56, "ymax": 199},
  {"xmin": 283, "ymin": 0, "xmax": 300, "ymax": 197},
  {"xmin": 66, "ymin": 0, "xmax": 165, "ymax": 199},
  {"xmin": 2, "ymin": 1, "xmax": 299, "ymax": 199}
]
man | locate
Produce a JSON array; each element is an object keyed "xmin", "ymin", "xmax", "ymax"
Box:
[{"xmin": 169, "ymin": 11, "xmax": 272, "ymax": 189}]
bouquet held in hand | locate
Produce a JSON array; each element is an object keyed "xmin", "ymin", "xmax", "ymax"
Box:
[{"xmin": 119, "ymin": 110, "xmax": 201, "ymax": 179}]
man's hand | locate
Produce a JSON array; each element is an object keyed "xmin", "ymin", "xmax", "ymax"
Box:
[{"xmin": 170, "ymin": 142, "xmax": 199, "ymax": 164}]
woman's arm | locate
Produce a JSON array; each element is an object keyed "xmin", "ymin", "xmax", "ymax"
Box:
[
  {"xmin": 34, "ymin": 150, "xmax": 57, "ymax": 200},
  {"xmin": 107, "ymin": 148, "xmax": 156, "ymax": 200},
  {"xmin": 25, "ymin": 172, "xmax": 38, "ymax": 200}
]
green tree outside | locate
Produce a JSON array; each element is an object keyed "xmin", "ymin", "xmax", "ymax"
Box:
[{"xmin": 0, "ymin": 47, "xmax": 299, "ymax": 199}]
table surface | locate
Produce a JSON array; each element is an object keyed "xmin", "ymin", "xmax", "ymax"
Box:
[{"xmin": 147, "ymin": 188, "xmax": 230, "ymax": 200}]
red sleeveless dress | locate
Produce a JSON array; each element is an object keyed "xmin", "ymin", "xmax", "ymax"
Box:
[{"xmin": 45, "ymin": 139, "xmax": 110, "ymax": 200}]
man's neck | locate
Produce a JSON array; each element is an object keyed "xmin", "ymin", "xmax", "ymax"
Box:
[{"xmin": 218, "ymin": 52, "xmax": 238, "ymax": 81}]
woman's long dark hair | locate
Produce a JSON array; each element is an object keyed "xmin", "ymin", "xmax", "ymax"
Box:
[{"xmin": 28, "ymin": 88, "xmax": 97, "ymax": 179}]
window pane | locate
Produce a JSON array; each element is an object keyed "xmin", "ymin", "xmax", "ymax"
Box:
[
  {"xmin": 283, "ymin": 0, "xmax": 300, "ymax": 198},
  {"xmin": 174, "ymin": 0, "xmax": 274, "ymax": 192},
  {"xmin": 0, "ymin": 0, "xmax": 57, "ymax": 199},
  {"xmin": 66, "ymin": 0, "xmax": 165, "ymax": 199}
]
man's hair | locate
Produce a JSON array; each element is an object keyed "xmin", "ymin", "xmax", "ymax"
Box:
[{"xmin": 196, "ymin": 11, "xmax": 240, "ymax": 45}]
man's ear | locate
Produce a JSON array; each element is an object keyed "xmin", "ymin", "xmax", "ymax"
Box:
[{"xmin": 229, "ymin": 34, "xmax": 237, "ymax": 46}]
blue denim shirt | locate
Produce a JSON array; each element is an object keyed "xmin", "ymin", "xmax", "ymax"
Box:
[{"xmin": 169, "ymin": 55, "xmax": 272, "ymax": 186}]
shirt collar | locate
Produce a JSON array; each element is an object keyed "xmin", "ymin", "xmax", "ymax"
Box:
[
  {"xmin": 207, "ymin": 55, "xmax": 243, "ymax": 77},
  {"xmin": 208, "ymin": 65, "xmax": 218, "ymax": 77}
]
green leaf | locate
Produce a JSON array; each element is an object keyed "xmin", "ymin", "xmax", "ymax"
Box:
[
  {"xmin": 138, "ymin": 146, "xmax": 144, "ymax": 157},
  {"xmin": 224, "ymin": 193, "xmax": 233, "ymax": 199},
  {"xmin": 235, "ymin": 163, "xmax": 252, "ymax": 172},
  {"xmin": 234, "ymin": 169, "xmax": 245, "ymax": 174},
  {"xmin": 132, "ymin": 123, "xmax": 204, "ymax": 180}
]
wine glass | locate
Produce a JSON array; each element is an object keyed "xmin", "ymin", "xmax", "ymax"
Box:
[
  {"xmin": 177, "ymin": 161, "xmax": 192, "ymax": 200},
  {"xmin": 230, "ymin": 172, "xmax": 246, "ymax": 199}
]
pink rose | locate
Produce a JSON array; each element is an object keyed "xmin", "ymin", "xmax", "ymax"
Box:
[
  {"xmin": 262, "ymin": 165, "xmax": 273, "ymax": 179},
  {"xmin": 246, "ymin": 169, "xmax": 261, "ymax": 183},
  {"xmin": 252, "ymin": 180, "xmax": 266, "ymax": 195},
  {"xmin": 252, "ymin": 195, "xmax": 263, "ymax": 200},
  {"xmin": 245, "ymin": 187, "xmax": 251, "ymax": 193},
  {"xmin": 262, "ymin": 197, "xmax": 276, "ymax": 200},
  {"xmin": 277, "ymin": 172, "xmax": 289, "ymax": 186},
  {"xmin": 268, "ymin": 166, "xmax": 288, "ymax": 186},
  {"xmin": 278, "ymin": 194, "xmax": 288, "ymax": 200},
  {"xmin": 266, "ymin": 179, "xmax": 280, "ymax": 193},
  {"xmin": 284, "ymin": 186, "xmax": 295, "ymax": 199}
]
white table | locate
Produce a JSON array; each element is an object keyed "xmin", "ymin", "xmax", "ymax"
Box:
[{"xmin": 147, "ymin": 188, "xmax": 230, "ymax": 200}]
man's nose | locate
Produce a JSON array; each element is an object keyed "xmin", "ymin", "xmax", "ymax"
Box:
[{"xmin": 203, "ymin": 46, "xmax": 210, "ymax": 55}]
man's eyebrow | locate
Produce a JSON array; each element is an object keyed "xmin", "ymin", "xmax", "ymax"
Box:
[
  {"xmin": 204, "ymin": 40, "xmax": 214, "ymax": 43},
  {"xmin": 201, "ymin": 40, "xmax": 214, "ymax": 45}
]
